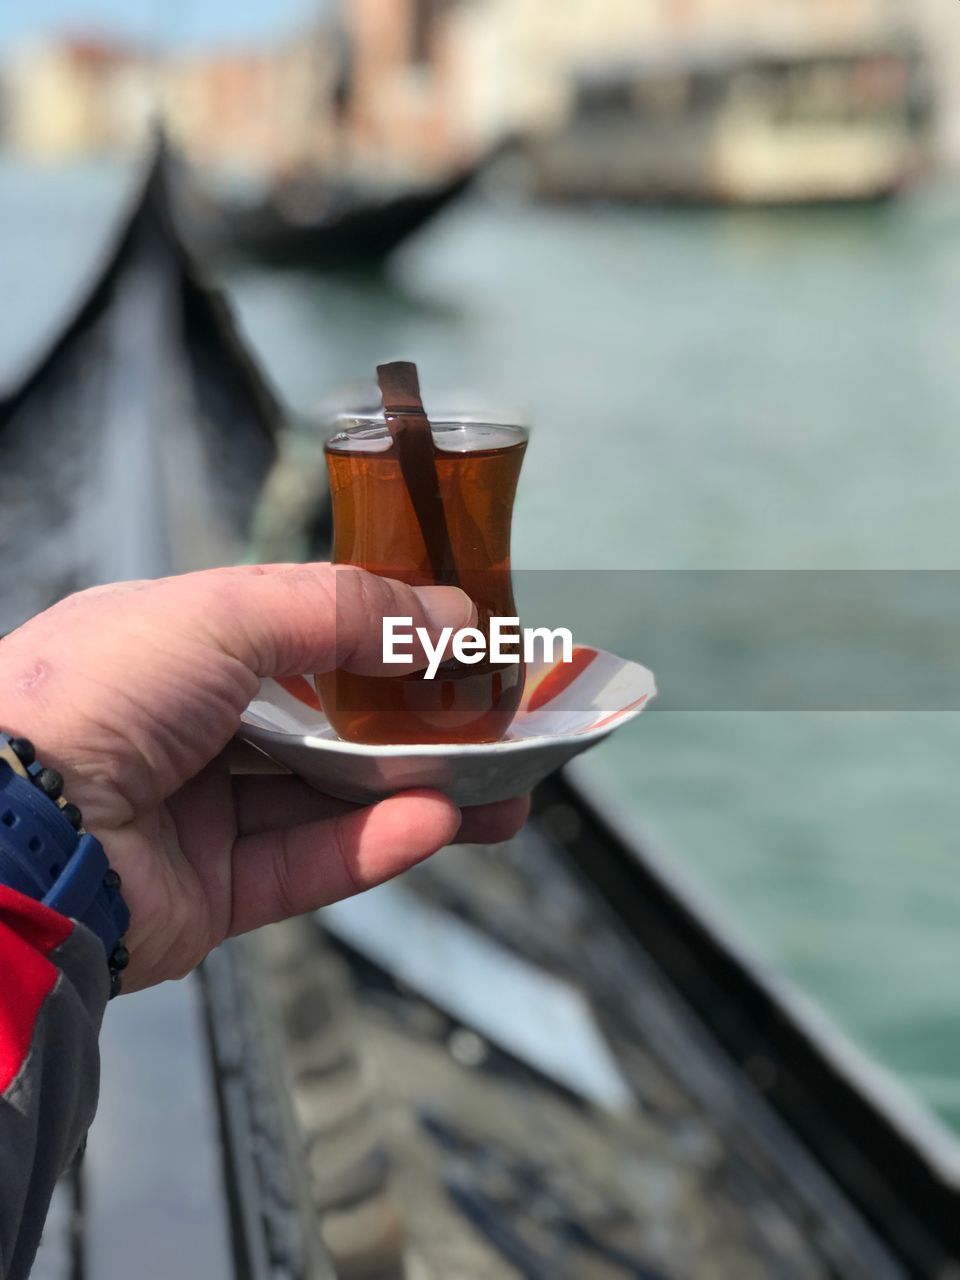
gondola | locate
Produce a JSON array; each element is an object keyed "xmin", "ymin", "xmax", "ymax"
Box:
[
  {"xmin": 0, "ymin": 136, "xmax": 281, "ymax": 634},
  {"xmin": 3, "ymin": 139, "xmax": 960, "ymax": 1280},
  {"xmin": 0, "ymin": 141, "xmax": 294, "ymax": 1278},
  {"xmin": 246, "ymin": 769, "xmax": 960, "ymax": 1279},
  {"xmin": 182, "ymin": 164, "xmax": 479, "ymax": 271}
]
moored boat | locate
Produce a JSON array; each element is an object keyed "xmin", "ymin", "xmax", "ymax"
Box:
[
  {"xmin": 181, "ymin": 163, "xmax": 479, "ymax": 270},
  {"xmin": 530, "ymin": 38, "xmax": 933, "ymax": 206}
]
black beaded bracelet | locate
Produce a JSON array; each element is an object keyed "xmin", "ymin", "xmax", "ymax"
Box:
[{"xmin": 0, "ymin": 733, "xmax": 131, "ymax": 997}]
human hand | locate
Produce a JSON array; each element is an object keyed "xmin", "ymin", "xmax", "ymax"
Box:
[{"xmin": 0, "ymin": 565, "xmax": 529, "ymax": 991}]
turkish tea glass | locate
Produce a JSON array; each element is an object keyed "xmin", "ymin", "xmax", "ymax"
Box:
[{"xmin": 315, "ymin": 412, "xmax": 528, "ymax": 744}]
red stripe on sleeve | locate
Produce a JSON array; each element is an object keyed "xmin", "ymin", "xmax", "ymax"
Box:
[{"xmin": 0, "ymin": 887, "xmax": 74, "ymax": 1095}]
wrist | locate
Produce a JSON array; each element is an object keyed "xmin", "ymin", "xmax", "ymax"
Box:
[{"xmin": 0, "ymin": 733, "xmax": 130, "ymax": 995}]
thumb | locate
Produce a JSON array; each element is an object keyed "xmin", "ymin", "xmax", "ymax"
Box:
[{"xmin": 194, "ymin": 563, "xmax": 475, "ymax": 677}]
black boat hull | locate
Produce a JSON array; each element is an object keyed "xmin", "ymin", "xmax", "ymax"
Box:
[{"xmin": 188, "ymin": 168, "xmax": 477, "ymax": 270}]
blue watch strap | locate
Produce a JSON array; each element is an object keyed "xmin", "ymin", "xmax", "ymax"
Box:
[
  {"xmin": 0, "ymin": 735, "xmax": 129, "ymax": 981},
  {"xmin": 43, "ymin": 834, "xmax": 129, "ymax": 953}
]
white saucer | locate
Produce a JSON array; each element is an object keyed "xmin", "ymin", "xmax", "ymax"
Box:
[{"xmin": 240, "ymin": 646, "xmax": 656, "ymax": 807}]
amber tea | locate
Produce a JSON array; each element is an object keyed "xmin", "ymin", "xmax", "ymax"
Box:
[{"xmin": 315, "ymin": 416, "xmax": 527, "ymax": 744}]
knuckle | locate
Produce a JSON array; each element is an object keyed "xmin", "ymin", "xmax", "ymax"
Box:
[
  {"xmin": 332, "ymin": 817, "xmax": 364, "ymax": 897},
  {"xmin": 334, "ymin": 568, "xmax": 384, "ymax": 666},
  {"xmin": 270, "ymin": 827, "xmax": 299, "ymax": 921}
]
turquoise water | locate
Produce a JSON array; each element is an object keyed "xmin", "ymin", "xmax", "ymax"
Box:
[{"xmin": 5, "ymin": 159, "xmax": 960, "ymax": 1131}]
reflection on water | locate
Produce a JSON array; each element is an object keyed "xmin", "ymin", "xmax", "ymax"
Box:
[{"xmin": 5, "ymin": 160, "xmax": 960, "ymax": 1128}]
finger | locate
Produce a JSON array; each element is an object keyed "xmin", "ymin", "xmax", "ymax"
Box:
[
  {"xmin": 456, "ymin": 794, "xmax": 531, "ymax": 844},
  {"xmin": 228, "ymin": 789, "xmax": 461, "ymax": 934},
  {"xmin": 232, "ymin": 773, "xmax": 358, "ymax": 835},
  {"xmin": 232, "ymin": 776, "xmax": 530, "ymax": 841},
  {"xmin": 173, "ymin": 563, "xmax": 475, "ymax": 678}
]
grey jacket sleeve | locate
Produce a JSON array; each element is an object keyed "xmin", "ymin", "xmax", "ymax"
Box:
[{"xmin": 0, "ymin": 893, "xmax": 108, "ymax": 1280}]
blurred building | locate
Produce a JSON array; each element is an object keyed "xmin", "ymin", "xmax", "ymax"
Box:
[
  {"xmin": 1, "ymin": 28, "xmax": 340, "ymax": 180},
  {"xmin": 338, "ymin": 0, "xmax": 665, "ymax": 176},
  {"xmin": 335, "ymin": 0, "xmax": 465, "ymax": 178},
  {"xmin": 0, "ymin": 0, "xmax": 954, "ymax": 183},
  {"xmin": 336, "ymin": 0, "xmax": 918, "ymax": 178},
  {"xmin": 915, "ymin": 0, "xmax": 960, "ymax": 167},
  {"xmin": 162, "ymin": 29, "xmax": 340, "ymax": 181},
  {"xmin": 4, "ymin": 37, "xmax": 154, "ymax": 159}
]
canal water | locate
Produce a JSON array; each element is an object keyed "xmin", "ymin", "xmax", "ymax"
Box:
[{"xmin": 5, "ymin": 159, "xmax": 960, "ymax": 1130}]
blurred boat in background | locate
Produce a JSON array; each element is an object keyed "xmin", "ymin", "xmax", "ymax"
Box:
[
  {"xmin": 180, "ymin": 162, "xmax": 479, "ymax": 270},
  {"xmin": 530, "ymin": 38, "xmax": 933, "ymax": 205}
]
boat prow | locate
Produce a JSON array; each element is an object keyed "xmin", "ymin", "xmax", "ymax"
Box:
[{"xmin": 0, "ymin": 136, "xmax": 281, "ymax": 629}]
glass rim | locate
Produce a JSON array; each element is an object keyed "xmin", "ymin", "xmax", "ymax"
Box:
[{"xmin": 325, "ymin": 409, "xmax": 531, "ymax": 452}]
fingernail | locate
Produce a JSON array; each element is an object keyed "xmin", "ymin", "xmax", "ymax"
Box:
[{"xmin": 413, "ymin": 586, "xmax": 476, "ymax": 632}]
